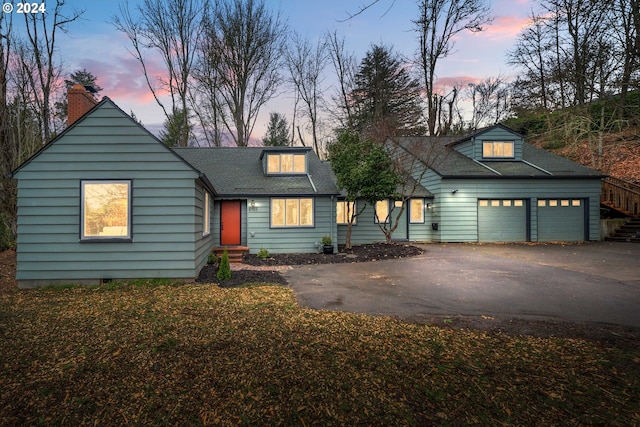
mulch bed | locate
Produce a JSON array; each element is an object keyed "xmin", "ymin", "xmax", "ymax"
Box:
[
  {"xmin": 196, "ymin": 243, "xmax": 422, "ymax": 288},
  {"xmin": 243, "ymin": 242, "xmax": 423, "ymax": 266}
]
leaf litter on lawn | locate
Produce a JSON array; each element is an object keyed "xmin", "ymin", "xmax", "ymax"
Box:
[{"xmin": 1, "ymin": 282, "xmax": 638, "ymax": 426}]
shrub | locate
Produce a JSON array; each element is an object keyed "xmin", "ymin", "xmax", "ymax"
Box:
[
  {"xmin": 322, "ymin": 235, "xmax": 332, "ymax": 246},
  {"xmin": 207, "ymin": 251, "xmax": 217, "ymax": 265},
  {"xmin": 257, "ymin": 248, "xmax": 270, "ymax": 259},
  {"xmin": 217, "ymin": 249, "xmax": 232, "ymax": 281}
]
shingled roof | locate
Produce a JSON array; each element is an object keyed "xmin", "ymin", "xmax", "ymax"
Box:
[
  {"xmin": 390, "ymin": 136, "xmax": 605, "ymax": 179},
  {"xmin": 173, "ymin": 146, "xmax": 340, "ymax": 196}
]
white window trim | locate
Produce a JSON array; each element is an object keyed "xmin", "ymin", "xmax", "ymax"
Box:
[
  {"xmin": 80, "ymin": 180, "xmax": 132, "ymax": 241},
  {"xmin": 410, "ymin": 198, "xmax": 425, "ymax": 223},
  {"xmin": 203, "ymin": 191, "xmax": 211, "ymax": 236},
  {"xmin": 270, "ymin": 197, "xmax": 314, "ymax": 228}
]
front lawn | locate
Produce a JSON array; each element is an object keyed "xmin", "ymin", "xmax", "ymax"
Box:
[{"xmin": 1, "ymin": 282, "xmax": 638, "ymax": 426}]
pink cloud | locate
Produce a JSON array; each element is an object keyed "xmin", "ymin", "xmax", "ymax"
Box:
[
  {"xmin": 483, "ymin": 15, "xmax": 531, "ymax": 40},
  {"xmin": 433, "ymin": 75, "xmax": 482, "ymax": 93},
  {"xmin": 76, "ymin": 53, "xmax": 170, "ymax": 105}
]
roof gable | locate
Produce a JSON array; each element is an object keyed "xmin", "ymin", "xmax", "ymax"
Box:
[
  {"xmin": 389, "ymin": 130, "xmax": 604, "ymax": 179},
  {"xmin": 10, "ymin": 98, "xmax": 213, "ymax": 193}
]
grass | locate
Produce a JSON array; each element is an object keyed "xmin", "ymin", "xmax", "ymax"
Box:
[{"xmin": 1, "ymin": 281, "xmax": 639, "ymax": 426}]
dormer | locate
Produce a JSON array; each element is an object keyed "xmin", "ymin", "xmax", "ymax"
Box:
[
  {"xmin": 450, "ymin": 124, "xmax": 524, "ymax": 162},
  {"xmin": 260, "ymin": 146, "xmax": 312, "ymax": 175}
]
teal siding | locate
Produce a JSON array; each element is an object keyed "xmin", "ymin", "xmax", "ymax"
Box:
[
  {"xmin": 13, "ymin": 101, "xmax": 205, "ymax": 287},
  {"xmin": 472, "ymin": 127, "xmax": 524, "ymax": 160},
  {"xmin": 338, "ymin": 202, "xmax": 386, "ymax": 246},
  {"xmin": 246, "ymin": 196, "xmax": 336, "ymax": 254},
  {"xmin": 194, "ymin": 184, "xmax": 215, "ymax": 274},
  {"xmin": 439, "ymin": 178, "xmax": 601, "ymax": 242}
]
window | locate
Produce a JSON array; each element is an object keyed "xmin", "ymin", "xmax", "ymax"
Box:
[
  {"xmin": 266, "ymin": 153, "xmax": 306, "ymax": 174},
  {"xmin": 375, "ymin": 200, "xmax": 389, "ymax": 223},
  {"xmin": 81, "ymin": 180, "xmax": 131, "ymax": 240},
  {"xmin": 203, "ymin": 191, "xmax": 210, "ymax": 236},
  {"xmin": 337, "ymin": 201, "xmax": 356, "ymax": 225},
  {"xmin": 271, "ymin": 198, "xmax": 313, "ymax": 227},
  {"xmin": 482, "ymin": 141, "xmax": 515, "ymax": 158},
  {"xmin": 410, "ymin": 199, "xmax": 424, "ymax": 223}
]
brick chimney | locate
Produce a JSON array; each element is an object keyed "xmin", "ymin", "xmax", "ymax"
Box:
[{"xmin": 67, "ymin": 84, "xmax": 98, "ymax": 127}]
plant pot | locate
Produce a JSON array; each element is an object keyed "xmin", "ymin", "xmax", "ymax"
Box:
[{"xmin": 322, "ymin": 245, "xmax": 334, "ymax": 254}]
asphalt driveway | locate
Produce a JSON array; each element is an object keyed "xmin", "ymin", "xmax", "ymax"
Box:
[{"xmin": 281, "ymin": 242, "xmax": 640, "ymax": 328}]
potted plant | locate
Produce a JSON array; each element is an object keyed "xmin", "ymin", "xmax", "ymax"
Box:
[{"xmin": 322, "ymin": 235, "xmax": 334, "ymax": 254}]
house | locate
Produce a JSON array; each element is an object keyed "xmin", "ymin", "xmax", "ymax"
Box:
[
  {"xmin": 9, "ymin": 89, "xmax": 339, "ymax": 287},
  {"xmin": 363, "ymin": 124, "xmax": 604, "ymax": 243},
  {"xmin": 9, "ymin": 88, "xmax": 603, "ymax": 287},
  {"xmin": 173, "ymin": 146, "xmax": 340, "ymax": 254}
]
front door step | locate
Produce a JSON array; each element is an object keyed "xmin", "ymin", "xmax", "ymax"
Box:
[{"xmin": 212, "ymin": 246, "xmax": 249, "ymax": 263}]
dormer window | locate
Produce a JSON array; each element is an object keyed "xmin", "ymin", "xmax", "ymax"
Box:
[
  {"xmin": 267, "ymin": 153, "xmax": 307, "ymax": 174},
  {"xmin": 483, "ymin": 141, "xmax": 514, "ymax": 159}
]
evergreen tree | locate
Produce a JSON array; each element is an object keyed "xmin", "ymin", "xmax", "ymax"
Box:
[
  {"xmin": 217, "ymin": 249, "xmax": 232, "ymax": 281},
  {"xmin": 350, "ymin": 45, "xmax": 425, "ymax": 140},
  {"xmin": 55, "ymin": 69, "xmax": 103, "ymax": 126},
  {"xmin": 262, "ymin": 112, "xmax": 290, "ymax": 146},
  {"xmin": 160, "ymin": 108, "xmax": 192, "ymax": 147}
]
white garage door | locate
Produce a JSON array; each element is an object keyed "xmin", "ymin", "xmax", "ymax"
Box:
[
  {"xmin": 537, "ymin": 199, "xmax": 585, "ymax": 242},
  {"xmin": 478, "ymin": 199, "xmax": 528, "ymax": 242}
]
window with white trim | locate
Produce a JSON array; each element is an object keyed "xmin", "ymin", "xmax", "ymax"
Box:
[
  {"xmin": 410, "ymin": 199, "xmax": 424, "ymax": 223},
  {"xmin": 267, "ymin": 153, "xmax": 306, "ymax": 174},
  {"xmin": 81, "ymin": 180, "xmax": 131, "ymax": 240},
  {"xmin": 375, "ymin": 200, "xmax": 389, "ymax": 223},
  {"xmin": 271, "ymin": 198, "xmax": 313, "ymax": 227},
  {"xmin": 203, "ymin": 191, "xmax": 211, "ymax": 236},
  {"xmin": 482, "ymin": 141, "xmax": 515, "ymax": 158},
  {"xmin": 336, "ymin": 201, "xmax": 356, "ymax": 225}
]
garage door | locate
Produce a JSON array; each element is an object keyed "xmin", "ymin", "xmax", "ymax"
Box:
[
  {"xmin": 537, "ymin": 199, "xmax": 585, "ymax": 242},
  {"xmin": 478, "ymin": 199, "xmax": 527, "ymax": 242}
]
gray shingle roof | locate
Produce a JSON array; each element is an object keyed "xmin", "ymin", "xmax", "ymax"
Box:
[
  {"xmin": 391, "ymin": 136, "xmax": 604, "ymax": 179},
  {"xmin": 173, "ymin": 147, "xmax": 340, "ymax": 196}
]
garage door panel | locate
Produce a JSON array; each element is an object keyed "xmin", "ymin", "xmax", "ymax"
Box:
[
  {"xmin": 538, "ymin": 199, "xmax": 585, "ymax": 241},
  {"xmin": 478, "ymin": 199, "xmax": 527, "ymax": 242}
]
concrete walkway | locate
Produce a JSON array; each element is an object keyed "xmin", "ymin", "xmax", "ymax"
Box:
[{"xmin": 281, "ymin": 242, "xmax": 640, "ymax": 328}]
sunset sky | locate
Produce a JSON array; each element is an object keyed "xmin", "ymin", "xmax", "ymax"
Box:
[{"xmin": 15, "ymin": 0, "xmax": 539, "ymax": 138}]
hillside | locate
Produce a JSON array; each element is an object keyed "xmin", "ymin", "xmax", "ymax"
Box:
[{"xmin": 530, "ymin": 129, "xmax": 640, "ymax": 184}]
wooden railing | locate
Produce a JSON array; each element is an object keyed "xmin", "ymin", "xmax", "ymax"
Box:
[{"xmin": 601, "ymin": 177, "xmax": 640, "ymax": 217}]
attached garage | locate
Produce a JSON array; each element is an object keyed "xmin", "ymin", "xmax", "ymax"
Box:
[
  {"xmin": 478, "ymin": 199, "xmax": 528, "ymax": 242},
  {"xmin": 537, "ymin": 199, "xmax": 586, "ymax": 242}
]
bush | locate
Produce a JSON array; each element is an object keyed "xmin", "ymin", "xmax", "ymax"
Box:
[
  {"xmin": 0, "ymin": 211, "xmax": 14, "ymax": 252},
  {"xmin": 217, "ymin": 249, "xmax": 232, "ymax": 281},
  {"xmin": 257, "ymin": 248, "xmax": 270, "ymax": 259}
]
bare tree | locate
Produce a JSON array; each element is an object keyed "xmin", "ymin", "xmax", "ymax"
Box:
[
  {"xmin": 508, "ymin": 13, "xmax": 554, "ymax": 111},
  {"xmin": 20, "ymin": 0, "xmax": 83, "ymax": 141},
  {"xmin": 326, "ymin": 31, "xmax": 358, "ymax": 130},
  {"xmin": 113, "ymin": 0, "xmax": 205, "ymax": 147},
  {"xmin": 413, "ymin": 0, "xmax": 492, "ymax": 136},
  {"xmin": 285, "ymin": 32, "xmax": 327, "ymax": 154},
  {"xmin": 201, "ymin": 0, "xmax": 286, "ymax": 146},
  {"xmin": 466, "ymin": 76, "xmax": 511, "ymax": 130}
]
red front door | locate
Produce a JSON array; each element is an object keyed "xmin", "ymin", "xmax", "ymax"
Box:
[{"xmin": 220, "ymin": 200, "xmax": 241, "ymax": 245}]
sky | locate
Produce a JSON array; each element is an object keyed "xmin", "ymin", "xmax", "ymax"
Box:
[{"xmin": 14, "ymin": 0, "xmax": 539, "ymax": 138}]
